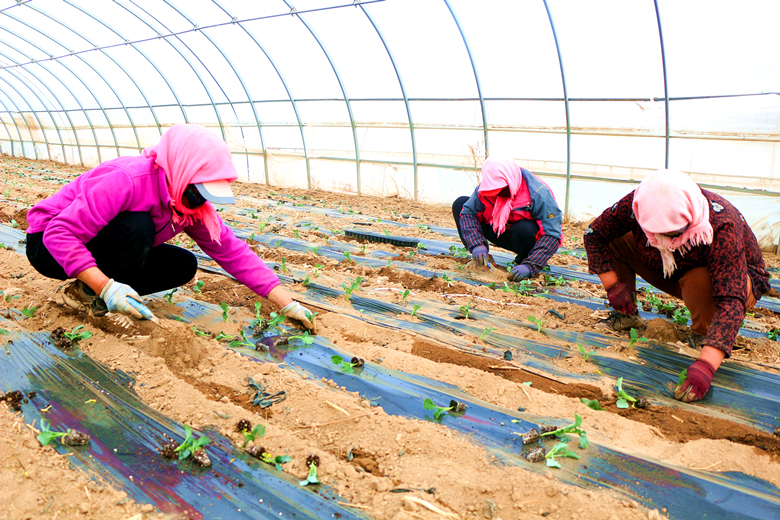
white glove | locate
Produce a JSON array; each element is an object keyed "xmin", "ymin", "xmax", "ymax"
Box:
[
  {"xmin": 100, "ymin": 279, "xmax": 154, "ymax": 320},
  {"xmin": 279, "ymin": 301, "xmax": 317, "ymax": 333}
]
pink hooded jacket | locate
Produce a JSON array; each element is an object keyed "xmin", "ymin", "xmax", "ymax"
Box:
[{"xmin": 25, "ymin": 154, "xmax": 280, "ymax": 297}]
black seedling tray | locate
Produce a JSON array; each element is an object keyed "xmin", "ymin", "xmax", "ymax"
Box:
[{"xmin": 344, "ymin": 228, "xmax": 419, "ymax": 248}]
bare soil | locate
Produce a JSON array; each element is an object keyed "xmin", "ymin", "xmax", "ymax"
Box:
[{"xmin": 2, "ymin": 154, "xmax": 780, "ymax": 520}]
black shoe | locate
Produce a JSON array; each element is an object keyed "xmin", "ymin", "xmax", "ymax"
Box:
[{"xmin": 605, "ymin": 311, "xmax": 643, "ymax": 332}]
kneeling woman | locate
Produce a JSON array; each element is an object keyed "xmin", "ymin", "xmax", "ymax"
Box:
[
  {"xmin": 452, "ymin": 157, "xmax": 562, "ymax": 281},
  {"xmin": 583, "ymin": 169, "xmax": 769, "ymax": 402},
  {"xmin": 25, "ymin": 124, "xmax": 315, "ymax": 331}
]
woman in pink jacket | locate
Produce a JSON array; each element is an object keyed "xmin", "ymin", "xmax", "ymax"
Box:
[{"xmin": 25, "ymin": 124, "xmax": 315, "ymax": 331}]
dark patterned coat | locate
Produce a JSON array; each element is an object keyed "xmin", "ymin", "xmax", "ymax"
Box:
[{"xmin": 584, "ymin": 189, "xmax": 770, "ymax": 356}]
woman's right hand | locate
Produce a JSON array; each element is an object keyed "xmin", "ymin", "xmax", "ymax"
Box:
[
  {"xmin": 471, "ymin": 245, "xmax": 489, "ymax": 266},
  {"xmin": 100, "ymin": 279, "xmax": 154, "ymax": 320}
]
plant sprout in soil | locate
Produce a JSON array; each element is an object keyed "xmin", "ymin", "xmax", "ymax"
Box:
[
  {"xmin": 37, "ymin": 420, "xmax": 90, "ymax": 447},
  {"xmin": 246, "ymin": 446, "xmax": 293, "ymax": 470},
  {"xmin": 527, "ymin": 316, "xmax": 543, "ymax": 333},
  {"xmin": 332, "ymin": 355, "xmax": 364, "ymax": 373},
  {"xmin": 423, "ymin": 398, "xmax": 467, "ymax": 420},
  {"xmin": 236, "ymin": 419, "xmax": 266, "ymax": 448},
  {"xmin": 299, "ymin": 454, "xmax": 320, "ymax": 486},
  {"xmin": 161, "ymin": 425, "xmax": 211, "ymax": 467},
  {"xmin": 539, "ymin": 414, "xmax": 589, "ymax": 449},
  {"xmin": 615, "ymin": 377, "xmax": 638, "ymax": 409},
  {"xmin": 50, "ymin": 325, "xmax": 92, "ymax": 349},
  {"xmin": 220, "ymin": 302, "xmax": 230, "ymax": 322}
]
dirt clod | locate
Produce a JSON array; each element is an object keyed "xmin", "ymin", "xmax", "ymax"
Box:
[
  {"xmin": 644, "ymin": 318, "xmax": 679, "ymax": 344},
  {"xmin": 525, "ymin": 446, "xmax": 546, "ymax": 462},
  {"xmin": 522, "ymin": 428, "xmax": 540, "ymax": 445},
  {"xmin": 237, "ymin": 419, "xmax": 252, "ymax": 432},
  {"xmin": 63, "ymin": 429, "xmax": 90, "ymax": 446},
  {"xmin": 160, "ymin": 440, "xmax": 178, "ymax": 459},
  {"xmin": 49, "ymin": 327, "xmax": 74, "ymax": 349},
  {"xmin": 191, "ymin": 447, "xmax": 211, "ymax": 467}
]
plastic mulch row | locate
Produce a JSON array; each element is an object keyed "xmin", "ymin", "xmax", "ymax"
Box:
[{"xmin": 344, "ymin": 228, "xmax": 419, "ymax": 248}]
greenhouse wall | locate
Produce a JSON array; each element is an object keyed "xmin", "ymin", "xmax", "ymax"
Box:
[{"xmin": 0, "ymin": 0, "xmax": 778, "ymax": 246}]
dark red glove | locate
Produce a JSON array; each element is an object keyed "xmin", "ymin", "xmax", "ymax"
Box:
[
  {"xmin": 606, "ymin": 282, "xmax": 636, "ymax": 315},
  {"xmin": 675, "ymin": 359, "xmax": 715, "ymax": 403}
]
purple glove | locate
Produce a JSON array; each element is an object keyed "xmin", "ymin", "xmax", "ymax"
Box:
[
  {"xmin": 606, "ymin": 282, "xmax": 637, "ymax": 315},
  {"xmin": 675, "ymin": 359, "xmax": 715, "ymax": 403},
  {"xmin": 471, "ymin": 245, "xmax": 489, "ymax": 266},
  {"xmin": 509, "ymin": 264, "xmax": 532, "ymax": 281}
]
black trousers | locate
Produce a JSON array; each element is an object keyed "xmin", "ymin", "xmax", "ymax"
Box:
[
  {"xmin": 26, "ymin": 212, "xmax": 198, "ymax": 296},
  {"xmin": 452, "ymin": 196, "xmax": 539, "ymax": 264}
]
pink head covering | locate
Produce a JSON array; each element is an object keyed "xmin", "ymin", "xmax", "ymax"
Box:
[
  {"xmin": 478, "ymin": 157, "xmax": 524, "ymax": 236},
  {"xmin": 143, "ymin": 124, "xmax": 238, "ymax": 244},
  {"xmin": 632, "ymin": 169, "xmax": 713, "ymax": 278}
]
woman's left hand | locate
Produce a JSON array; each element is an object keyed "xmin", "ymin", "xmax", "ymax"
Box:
[
  {"xmin": 508, "ymin": 264, "xmax": 532, "ymax": 281},
  {"xmin": 280, "ymin": 301, "xmax": 317, "ymax": 334}
]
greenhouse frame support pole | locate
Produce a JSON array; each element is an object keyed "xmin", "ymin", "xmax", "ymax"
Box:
[
  {"xmin": 360, "ymin": 4, "xmax": 418, "ymax": 200},
  {"xmin": 444, "ymin": 0, "xmax": 489, "ymax": 157},
  {"xmin": 654, "ymin": 0, "xmax": 670, "ymax": 169},
  {"xmin": 543, "ymin": 0, "xmax": 571, "ymax": 221}
]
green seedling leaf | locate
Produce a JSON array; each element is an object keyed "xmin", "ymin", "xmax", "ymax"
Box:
[
  {"xmin": 242, "ymin": 424, "xmax": 266, "ymax": 448},
  {"xmin": 62, "ymin": 325, "xmax": 93, "ymax": 344},
  {"xmin": 229, "ymin": 330, "xmax": 255, "ymax": 349},
  {"xmin": 164, "ymin": 288, "xmax": 178, "ymax": 305},
  {"xmin": 401, "ymin": 289, "xmax": 410, "ymax": 303},
  {"xmin": 540, "ymin": 413, "xmax": 589, "ymax": 449},
  {"xmin": 459, "ymin": 301, "xmax": 472, "ymax": 319},
  {"xmin": 299, "ymin": 461, "xmax": 320, "ymax": 486},
  {"xmin": 615, "ymin": 377, "xmax": 638, "ymax": 409},
  {"xmin": 545, "ymin": 441, "xmax": 581, "ymax": 469},
  {"xmin": 577, "ymin": 344, "xmax": 594, "ymax": 362},
  {"xmin": 288, "ymin": 331, "xmax": 315, "ymax": 345},
  {"xmin": 173, "ymin": 425, "xmax": 210, "ymax": 461},
  {"xmin": 479, "ymin": 327, "xmax": 496, "ymax": 340},
  {"xmin": 410, "ymin": 304, "xmax": 421, "ymax": 318},
  {"xmin": 581, "ymin": 398, "xmax": 605, "ymax": 411},
  {"xmin": 527, "ymin": 316, "xmax": 543, "ymax": 333},
  {"xmin": 193, "ymin": 280, "xmax": 205, "ymax": 295},
  {"xmin": 192, "ymin": 326, "xmax": 211, "ymax": 337},
  {"xmin": 215, "ymin": 331, "xmax": 235, "ymax": 342},
  {"xmin": 677, "ymin": 369, "xmax": 687, "ymax": 387},
  {"xmin": 0, "ymin": 328, "xmax": 9, "ymax": 335},
  {"xmin": 21, "ymin": 306, "xmax": 37, "ymax": 318},
  {"xmin": 220, "ymin": 302, "xmax": 230, "ymax": 322},
  {"xmin": 37, "ymin": 420, "xmax": 68, "ymax": 446}
]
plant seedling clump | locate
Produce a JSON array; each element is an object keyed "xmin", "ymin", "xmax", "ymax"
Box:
[
  {"xmin": 299, "ymin": 454, "xmax": 320, "ymax": 486},
  {"xmin": 539, "ymin": 413, "xmax": 589, "ymax": 449},
  {"xmin": 1, "ymin": 390, "xmax": 24, "ymax": 412},
  {"xmin": 615, "ymin": 377, "xmax": 638, "ymax": 409},
  {"xmin": 521, "ymin": 428, "xmax": 540, "ymax": 445},
  {"xmin": 331, "ymin": 355, "xmax": 364, "ymax": 373},
  {"xmin": 166, "ymin": 425, "xmax": 212, "ymax": 467},
  {"xmin": 423, "ymin": 398, "xmax": 466, "ymax": 420},
  {"xmin": 246, "ymin": 446, "xmax": 293, "ymax": 470},
  {"xmin": 37, "ymin": 420, "xmax": 91, "ymax": 447}
]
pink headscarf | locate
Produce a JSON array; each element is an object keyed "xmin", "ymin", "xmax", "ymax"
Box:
[
  {"xmin": 632, "ymin": 169, "xmax": 713, "ymax": 278},
  {"xmin": 478, "ymin": 157, "xmax": 524, "ymax": 236},
  {"xmin": 143, "ymin": 124, "xmax": 238, "ymax": 244}
]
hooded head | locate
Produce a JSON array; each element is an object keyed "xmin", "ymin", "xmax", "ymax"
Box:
[
  {"xmin": 632, "ymin": 169, "xmax": 713, "ymax": 277},
  {"xmin": 144, "ymin": 124, "xmax": 238, "ymax": 243},
  {"xmin": 478, "ymin": 157, "xmax": 523, "ymax": 236}
]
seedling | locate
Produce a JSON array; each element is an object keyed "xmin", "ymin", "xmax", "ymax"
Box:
[
  {"xmin": 249, "ymin": 233, "xmax": 256, "ymax": 242},
  {"xmin": 672, "ymin": 307, "xmax": 691, "ymax": 326},
  {"xmin": 360, "ymin": 245, "xmax": 366, "ymax": 255},
  {"xmin": 544, "ymin": 441, "xmax": 581, "ymax": 468},
  {"xmin": 386, "ymin": 259, "xmax": 393, "ymax": 267},
  {"xmin": 527, "ymin": 316, "xmax": 543, "ymax": 333},
  {"xmin": 309, "ymin": 246, "xmax": 321, "ymax": 255},
  {"xmin": 401, "ymin": 289, "xmax": 410, "ymax": 303},
  {"xmin": 331, "ymin": 355, "xmax": 364, "ymax": 373},
  {"xmin": 540, "ymin": 413, "xmax": 589, "ymax": 449},
  {"xmin": 251, "ymin": 302, "xmax": 263, "ymax": 325},
  {"xmin": 229, "ymin": 330, "xmax": 255, "ymax": 349},
  {"xmin": 192, "ymin": 327, "xmax": 211, "ymax": 337},
  {"xmin": 459, "ymin": 301, "xmax": 472, "ymax": 319},
  {"xmin": 37, "ymin": 420, "xmax": 90, "ymax": 447},
  {"xmin": 5, "ymin": 294, "xmax": 19, "ymax": 302},
  {"xmin": 410, "ymin": 304, "xmax": 421, "ymax": 318},
  {"xmin": 544, "ymin": 274, "xmax": 566, "ymax": 287},
  {"xmin": 615, "ymin": 377, "xmax": 637, "ymax": 409},
  {"xmin": 580, "ymin": 398, "xmax": 604, "ymax": 411},
  {"xmin": 577, "ymin": 344, "xmax": 594, "ymax": 362},
  {"xmin": 342, "ymin": 277, "xmax": 362, "ymax": 298},
  {"xmin": 442, "ymin": 273, "xmax": 451, "ymax": 282},
  {"xmin": 21, "ymin": 306, "xmax": 37, "ymax": 318},
  {"xmin": 423, "ymin": 398, "xmax": 466, "ymax": 420},
  {"xmin": 313, "ymin": 264, "xmax": 323, "ymax": 277},
  {"xmin": 288, "ymin": 331, "xmax": 315, "ymax": 345},
  {"xmin": 164, "ymin": 288, "xmax": 178, "ymax": 304},
  {"xmin": 242, "ymin": 424, "xmax": 266, "ymax": 448},
  {"xmin": 677, "ymin": 369, "xmax": 687, "ymax": 386},
  {"xmin": 193, "ymin": 280, "xmax": 205, "ymax": 295},
  {"xmin": 62, "ymin": 325, "xmax": 92, "ymax": 344},
  {"xmin": 303, "ymin": 274, "xmax": 311, "ymax": 287},
  {"xmin": 627, "ymin": 328, "xmax": 648, "ymax": 348},
  {"xmin": 173, "ymin": 425, "xmax": 210, "ymax": 462},
  {"xmin": 215, "ymin": 331, "xmax": 235, "ymax": 342},
  {"xmin": 383, "ymin": 228, "xmax": 390, "ymax": 237},
  {"xmin": 246, "ymin": 446, "xmax": 293, "ymax": 470},
  {"xmin": 293, "ymin": 230, "xmax": 300, "ymax": 239},
  {"xmin": 479, "ymin": 327, "xmax": 496, "ymax": 340},
  {"xmin": 220, "ymin": 302, "xmax": 230, "ymax": 322},
  {"xmin": 36, "ymin": 420, "xmax": 68, "ymax": 446},
  {"xmin": 343, "ymin": 251, "xmax": 352, "ymax": 262},
  {"xmin": 299, "ymin": 455, "xmax": 320, "ymax": 486}
]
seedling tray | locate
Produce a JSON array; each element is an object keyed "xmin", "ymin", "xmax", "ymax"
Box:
[{"xmin": 344, "ymin": 228, "xmax": 419, "ymax": 248}]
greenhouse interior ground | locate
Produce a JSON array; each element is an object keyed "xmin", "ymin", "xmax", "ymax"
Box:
[{"xmin": 2, "ymin": 1, "xmax": 780, "ymax": 520}]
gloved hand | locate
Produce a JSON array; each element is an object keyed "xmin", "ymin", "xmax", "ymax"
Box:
[
  {"xmin": 606, "ymin": 282, "xmax": 637, "ymax": 315},
  {"xmin": 675, "ymin": 359, "xmax": 715, "ymax": 403},
  {"xmin": 471, "ymin": 245, "xmax": 489, "ymax": 266},
  {"xmin": 508, "ymin": 264, "xmax": 532, "ymax": 281},
  {"xmin": 280, "ymin": 301, "xmax": 317, "ymax": 333},
  {"xmin": 99, "ymin": 279, "xmax": 154, "ymax": 320}
]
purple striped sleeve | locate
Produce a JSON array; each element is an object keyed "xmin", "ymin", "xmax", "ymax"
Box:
[
  {"xmin": 522, "ymin": 234, "xmax": 559, "ymax": 277},
  {"xmin": 460, "ymin": 212, "xmax": 488, "ymax": 252}
]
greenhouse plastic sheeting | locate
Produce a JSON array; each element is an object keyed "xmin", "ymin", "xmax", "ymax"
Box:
[{"xmin": 0, "ymin": 326, "xmax": 370, "ymax": 520}]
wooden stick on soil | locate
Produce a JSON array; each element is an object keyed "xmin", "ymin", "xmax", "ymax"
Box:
[
  {"xmin": 336, "ymin": 501, "xmax": 371, "ymax": 509},
  {"xmin": 690, "ymin": 460, "xmax": 722, "ymax": 471},
  {"xmin": 403, "ymin": 497, "xmax": 458, "ymax": 519},
  {"xmin": 325, "ymin": 401, "xmax": 351, "ymax": 416},
  {"xmin": 298, "ymin": 410, "xmax": 378, "ymax": 429}
]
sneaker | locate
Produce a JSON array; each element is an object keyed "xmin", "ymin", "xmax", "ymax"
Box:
[
  {"xmin": 61, "ymin": 280, "xmax": 108, "ymax": 317},
  {"xmin": 605, "ymin": 311, "xmax": 643, "ymax": 332}
]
